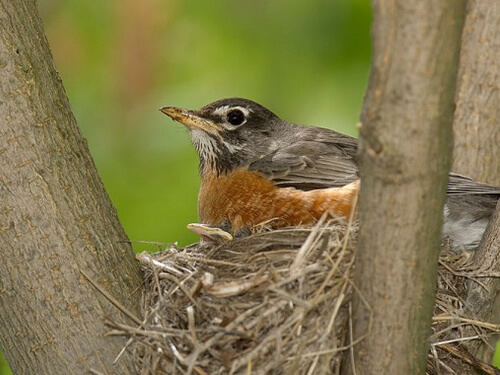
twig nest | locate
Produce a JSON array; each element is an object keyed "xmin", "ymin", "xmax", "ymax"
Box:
[{"xmin": 110, "ymin": 220, "xmax": 499, "ymax": 374}]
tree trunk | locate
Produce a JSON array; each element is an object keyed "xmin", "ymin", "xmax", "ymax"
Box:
[
  {"xmin": 452, "ymin": 0, "xmax": 500, "ymax": 186},
  {"xmin": 464, "ymin": 201, "xmax": 500, "ymax": 363},
  {"xmin": 0, "ymin": 1, "xmax": 143, "ymax": 374},
  {"xmin": 452, "ymin": 1, "xmax": 500, "ymax": 365},
  {"xmin": 347, "ymin": 1, "xmax": 465, "ymax": 374}
]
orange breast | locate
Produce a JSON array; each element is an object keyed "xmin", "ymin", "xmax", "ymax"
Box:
[{"xmin": 198, "ymin": 168, "xmax": 359, "ymax": 234}]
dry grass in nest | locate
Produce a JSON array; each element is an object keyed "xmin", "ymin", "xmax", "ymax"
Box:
[{"xmin": 107, "ymin": 218, "xmax": 500, "ymax": 374}]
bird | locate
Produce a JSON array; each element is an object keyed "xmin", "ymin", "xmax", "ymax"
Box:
[{"xmin": 160, "ymin": 97, "xmax": 500, "ymax": 251}]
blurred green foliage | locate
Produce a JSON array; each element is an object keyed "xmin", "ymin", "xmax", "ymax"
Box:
[
  {"xmin": 495, "ymin": 341, "xmax": 500, "ymax": 368},
  {"xmin": 42, "ymin": 0, "xmax": 371, "ymax": 248},
  {"xmin": 1, "ymin": 0, "xmax": 371, "ymax": 373}
]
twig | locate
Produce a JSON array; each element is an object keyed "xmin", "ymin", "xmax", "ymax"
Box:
[{"xmin": 80, "ymin": 269, "xmax": 141, "ymax": 325}]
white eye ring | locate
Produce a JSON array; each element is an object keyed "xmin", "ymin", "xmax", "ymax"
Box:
[
  {"xmin": 226, "ymin": 109, "xmax": 246, "ymax": 126},
  {"xmin": 214, "ymin": 105, "xmax": 251, "ymax": 128}
]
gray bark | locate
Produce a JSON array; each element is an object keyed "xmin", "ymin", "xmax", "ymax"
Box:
[
  {"xmin": 464, "ymin": 201, "xmax": 500, "ymax": 363},
  {"xmin": 0, "ymin": 1, "xmax": 143, "ymax": 373},
  {"xmin": 347, "ymin": 1, "xmax": 465, "ymax": 374},
  {"xmin": 453, "ymin": 0, "xmax": 500, "ymax": 365},
  {"xmin": 452, "ymin": 0, "xmax": 500, "ymax": 186}
]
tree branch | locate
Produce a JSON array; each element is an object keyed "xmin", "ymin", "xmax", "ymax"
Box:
[
  {"xmin": 452, "ymin": 0, "xmax": 500, "ymax": 185},
  {"xmin": 464, "ymin": 201, "xmax": 500, "ymax": 363},
  {"xmin": 452, "ymin": 0, "xmax": 500, "ymax": 363},
  {"xmin": 0, "ymin": 1, "xmax": 143, "ymax": 373},
  {"xmin": 347, "ymin": 1, "xmax": 466, "ymax": 374}
]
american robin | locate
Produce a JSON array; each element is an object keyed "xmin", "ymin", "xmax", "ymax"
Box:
[{"xmin": 161, "ymin": 98, "xmax": 500, "ymax": 250}]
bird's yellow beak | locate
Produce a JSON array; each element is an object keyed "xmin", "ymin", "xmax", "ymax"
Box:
[{"xmin": 160, "ymin": 106, "xmax": 222, "ymax": 136}]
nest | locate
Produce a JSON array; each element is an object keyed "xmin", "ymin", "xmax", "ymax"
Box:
[{"xmin": 109, "ymin": 219, "xmax": 500, "ymax": 374}]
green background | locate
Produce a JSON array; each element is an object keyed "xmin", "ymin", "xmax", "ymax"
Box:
[
  {"xmin": 1, "ymin": 0, "xmax": 498, "ymax": 373},
  {"xmin": 40, "ymin": 0, "xmax": 370, "ymax": 248}
]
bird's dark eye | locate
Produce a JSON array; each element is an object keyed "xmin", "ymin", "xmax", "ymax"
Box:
[{"xmin": 226, "ymin": 109, "xmax": 246, "ymax": 126}]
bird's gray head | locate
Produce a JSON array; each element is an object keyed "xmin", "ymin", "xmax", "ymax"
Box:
[{"xmin": 161, "ymin": 98, "xmax": 284, "ymax": 175}]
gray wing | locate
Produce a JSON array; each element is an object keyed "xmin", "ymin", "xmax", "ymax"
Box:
[
  {"xmin": 445, "ymin": 173, "xmax": 499, "ymax": 250},
  {"xmin": 248, "ymin": 127, "xmax": 359, "ymax": 191},
  {"xmin": 447, "ymin": 173, "xmax": 500, "ymax": 196},
  {"xmin": 248, "ymin": 123, "xmax": 500, "ymax": 197}
]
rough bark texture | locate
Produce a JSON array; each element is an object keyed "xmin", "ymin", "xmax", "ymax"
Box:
[
  {"xmin": 464, "ymin": 200, "xmax": 500, "ymax": 363},
  {"xmin": 348, "ymin": 1, "xmax": 465, "ymax": 374},
  {"xmin": 453, "ymin": 1, "xmax": 500, "ymax": 365},
  {"xmin": 0, "ymin": 1, "xmax": 143, "ymax": 374},
  {"xmin": 452, "ymin": 0, "xmax": 500, "ymax": 186}
]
